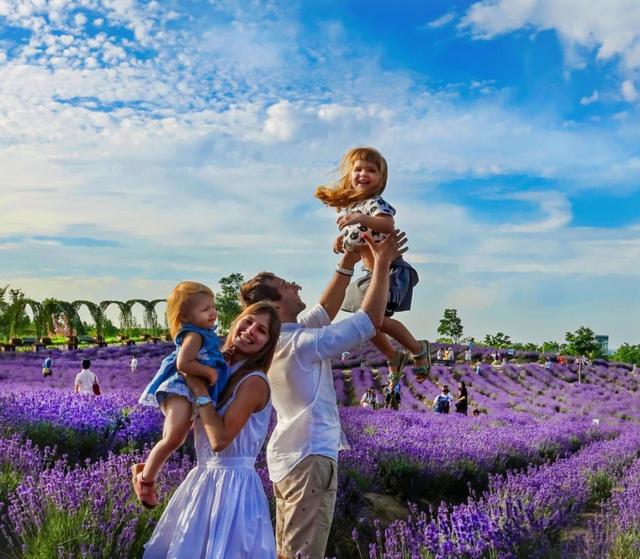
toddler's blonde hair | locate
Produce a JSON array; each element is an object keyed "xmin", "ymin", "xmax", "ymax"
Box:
[
  {"xmin": 166, "ymin": 281, "xmax": 214, "ymax": 339},
  {"xmin": 315, "ymin": 146, "xmax": 388, "ymax": 209}
]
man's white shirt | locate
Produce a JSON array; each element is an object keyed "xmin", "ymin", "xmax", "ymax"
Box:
[{"xmin": 266, "ymin": 303, "xmax": 375, "ymax": 483}]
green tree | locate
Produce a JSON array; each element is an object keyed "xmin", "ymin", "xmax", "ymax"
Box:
[
  {"xmin": 0, "ymin": 285, "xmax": 11, "ymax": 340},
  {"xmin": 542, "ymin": 340, "xmax": 561, "ymax": 354},
  {"xmin": 7, "ymin": 288, "xmax": 29, "ymax": 338},
  {"xmin": 216, "ymin": 273, "xmax": 244, "ymax": 334},
  {"xmin": 102, "ymin": 318, "xmax": 119, "ymax": 338},
  {"xmin": 512, "ymin": 342, "xmax": 540, "ymax": 352},
  {"xmin": 483, "ymin": 332, "xmax": 512, "ymax": 348},
  {"xmin": 565, "ymin": 326, "xmax": 600, "ymax": 358},
  {"xmin": 613, "ymin": 343, "xmax": 640, "ymax": 365},
  {"xmin": 437, "ymin": 308, "xmax": 463, "ymax": 344}
]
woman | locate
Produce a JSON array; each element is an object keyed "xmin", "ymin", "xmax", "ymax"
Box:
[
  {"xmin": 455, "ymin": 381, "xmax": 468, "ymax": 415},
  {"xmin": 143, "ymin": 301, "xmax": 281, "ymax": 558}
]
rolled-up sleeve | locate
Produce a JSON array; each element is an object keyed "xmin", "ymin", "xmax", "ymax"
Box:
[{"xmin": 295, "ymin": 309, "xmax": 375, "ymax": 364}]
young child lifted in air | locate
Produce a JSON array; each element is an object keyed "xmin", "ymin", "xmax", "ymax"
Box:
[
  {"xmin": 315, "ymin": 146, "xmax": 431, "ymax": 382},
  {"xmin": 133, "ymin": 281, "xmax": 229, "ymax": 508}
]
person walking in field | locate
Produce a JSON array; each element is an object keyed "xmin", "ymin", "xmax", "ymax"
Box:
[
  {"xmin": 239, "ymin": 230, "xmax": 406, "ymax": 559},
  {"xmin": 455, "ymin": 381, "xmax": 468, "ymax": 415},
  {"xmin": 130, "ymin": 354, "xmax": 138, "ymax": 373},
  {"xmin": 315, "ymin": 147, "xmax": 431, "ymax": 383},
  {"xmin": 464, "ymin": 347, "xmax": 472, "ymax": 364},
  {"xmin": 42, "ymin": 352, "xmax": 54, "ymax": 377},
  {"xmin": 74, "ymin": 359, "xmax": 100, "ymax": 395}
]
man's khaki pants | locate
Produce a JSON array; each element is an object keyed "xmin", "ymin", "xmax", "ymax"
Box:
[{"xmin": 274, "ymin": 454, "xmax": 338, "ymax": 559}]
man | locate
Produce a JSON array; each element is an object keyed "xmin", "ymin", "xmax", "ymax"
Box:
[
  {"xmin": 74, "ymin": 359, "xmax": 99, "ymax": 395},
  {"xmin": 239, "ymin": 232, "xmax": 406, "ymax": 559}
]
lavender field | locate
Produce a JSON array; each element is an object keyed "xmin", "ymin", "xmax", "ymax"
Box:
[{"xmin": 0, "ymin": 342, "xmax": 639, "ymax": 558}]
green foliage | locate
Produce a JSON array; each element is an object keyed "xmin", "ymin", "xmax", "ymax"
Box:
[
  {"xmin": 215, "ymin": 273, "xmax": 244, "ymax": 334},
  {"xmin": 565, "ymin": 326, "xmax": 600, "ymax": 358},
  {"xmin": 587, "ymin": 471, "xmax": 614, "ymax": 505},
  {"xmin": 12, "ymin": 501, "xmax": 163, "ymax": 559},
  {"xmin": 437, "ymin": 308, "xmax": 463, "ymax": 344},
  {"xmin": 542, "ymin": 340, "xmax": 561, "ymax": 354},
  {"xmin": 511, "ymin": 342, "xmax": 541, "ymax": 352},
  {"xmin": 379, "ymin": 456, "xmax": 425, "ymax": 500},
  {"xmin": 610, "ymin": 528, "xmax": 640, "ymax": 559},
  {"xmin": 537, "ymin": 441, "xmax": 561, "ymax": 462},
  {"xmin": 613, "ymin": 343, "xmax": 640, "ymax": 366},
  {"xmin": 102, "ymin": 317, "xmax": 119, "ymax": 338},
  {"xmin": 483, "ymin": 332, "xmax": 512, "ymax": 348},
  {"xmin": 0, "ymin": 464, "xmax": 23, "ymax": 504}
]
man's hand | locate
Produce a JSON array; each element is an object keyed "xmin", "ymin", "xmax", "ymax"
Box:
[
  {"xmin": 184, "ymin": 374, "xmax": 209, "ymax": 397},
  {"xmin": 364, "ymin": 229, "xmax": 407, "ymax": 265},
  {"xmin": 337, "ymin": 213, "xmax": 362, "ymax": 229}
]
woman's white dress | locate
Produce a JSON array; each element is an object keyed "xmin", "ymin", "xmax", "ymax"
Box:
[{"xmin": 143, "ymin": 371, "xmax": 276, "ymax": 559}]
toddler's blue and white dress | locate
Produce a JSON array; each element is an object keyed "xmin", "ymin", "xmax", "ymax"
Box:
[{"xmin": 139, "ymin": 324, "xmax": 228, "ymax": 408}]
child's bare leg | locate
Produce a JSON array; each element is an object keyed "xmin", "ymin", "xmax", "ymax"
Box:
[
  {"xmin": 371, "ymin": 332, "xmax": 396, "ymax": 363},
  {"xmin": 143, "ymin": 396, "xmax": 192, "ymax": 481},
  {"xmin": 381, "ymin": 317, "xmax": 430, "ymax": 367},
  {"xmin": 372, "ymin": 332, "xmax": 408, "ymax": 379}
]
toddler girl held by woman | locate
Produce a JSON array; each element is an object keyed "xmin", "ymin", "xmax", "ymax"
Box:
[
  {"xmin": 315, "ymin": 146, "xmax": 431, "ymax": 382},
  {"xmin": 133, "ymin": 281, "xmax": 229, "ymax": 508}
]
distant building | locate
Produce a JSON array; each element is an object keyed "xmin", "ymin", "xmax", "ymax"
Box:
[{"xmin": 595, "ymin": 335, "xmax": 609, "ymax": 354}]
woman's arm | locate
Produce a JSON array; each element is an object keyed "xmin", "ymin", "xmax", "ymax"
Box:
[
  {"xmin": 185, "ymin": 375, "xmax": 269, "ymax": 452},
  {"xmin": 177, "ymin": 332, "xmax": 218, "ymax": 385}
]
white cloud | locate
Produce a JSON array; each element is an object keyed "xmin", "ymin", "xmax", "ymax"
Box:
[
  {"xmin": 426, "ymin": 13, "xmax": 456, "ymax": 29},
  {"xmin": 498, "ymin": 191, "xmax": 572, "ymax": 233},
  {"xmin": 621, "ymin": 80, "xmax": 638, "ymax": 101},
  {"xmin": 462, "ymin": 0, "xmax": 640, "ymax": 70},
  {"xmin": 579, "ymin": 91, "xmax": 599, "ymax": 105}
]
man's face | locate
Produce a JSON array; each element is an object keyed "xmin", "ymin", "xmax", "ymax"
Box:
[{"xmin": 268, "ymin": 276, "xmax": 305, "ymax": 317}]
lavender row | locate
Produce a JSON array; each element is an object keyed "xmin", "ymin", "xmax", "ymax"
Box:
[
  {"xmin": 338, "ymin": 406, "xmax": 614, "ymax": 504},
  {"xmin": 0, "ymin": 390, "xmax": 163, "ymax": 461},
  {"xmin": 367, "ymin": 426, "xmax": 640, "ymax": 559},
  {"xmin": 580, "ymin": 458, "xmax": 640, "ymax": 558}
]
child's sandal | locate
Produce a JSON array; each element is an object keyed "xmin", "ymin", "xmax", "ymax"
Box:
[
  {"xmin": 387, "ymin": 349, "xmax": 409, "ymax": 377},
  {"xmin": 412, "ymin": 340, "xmax": 432, "ymax": 382},
  {"xmin": 131, "ymin": 463, "xmax": 159, "ymax": 509}
]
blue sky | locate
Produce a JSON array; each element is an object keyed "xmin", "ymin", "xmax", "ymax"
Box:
[{"xmin": 0, "ymin": 0, "xmax": 638, "ymax": 347}]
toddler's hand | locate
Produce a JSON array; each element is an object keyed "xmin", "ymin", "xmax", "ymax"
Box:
[
  {"xmin": 337, "ymin": 213, "xmax": 361, "ymax": 229},
  {"xmin": 205, "ymin": 368, "xmax": 218, "ymax": 385},
  {"xmin": 222, "ymin": 346, "xmax": 236, "ymax": 363},
  {"xmin": 333, "ymin": 235, "xmax": 344, "ymax": 254}
]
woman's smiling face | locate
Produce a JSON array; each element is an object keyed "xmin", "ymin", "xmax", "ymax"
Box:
[{"xmin": 231, "ymin": 312, "xmax": 272, "ymax": 356}]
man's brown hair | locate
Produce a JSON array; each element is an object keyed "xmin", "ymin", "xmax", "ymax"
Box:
[{"xmin": 239, "ymin": 272, "xmax": 281, "ymax": 307}]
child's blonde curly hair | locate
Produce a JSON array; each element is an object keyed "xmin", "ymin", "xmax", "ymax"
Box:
[
  {"xmin": 315, "ymin": 146, "xmax": 388, "ymax": 209},
  {"xmin": 166, "ymin": 281, "xmax": 214, "ymax": 339}
]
